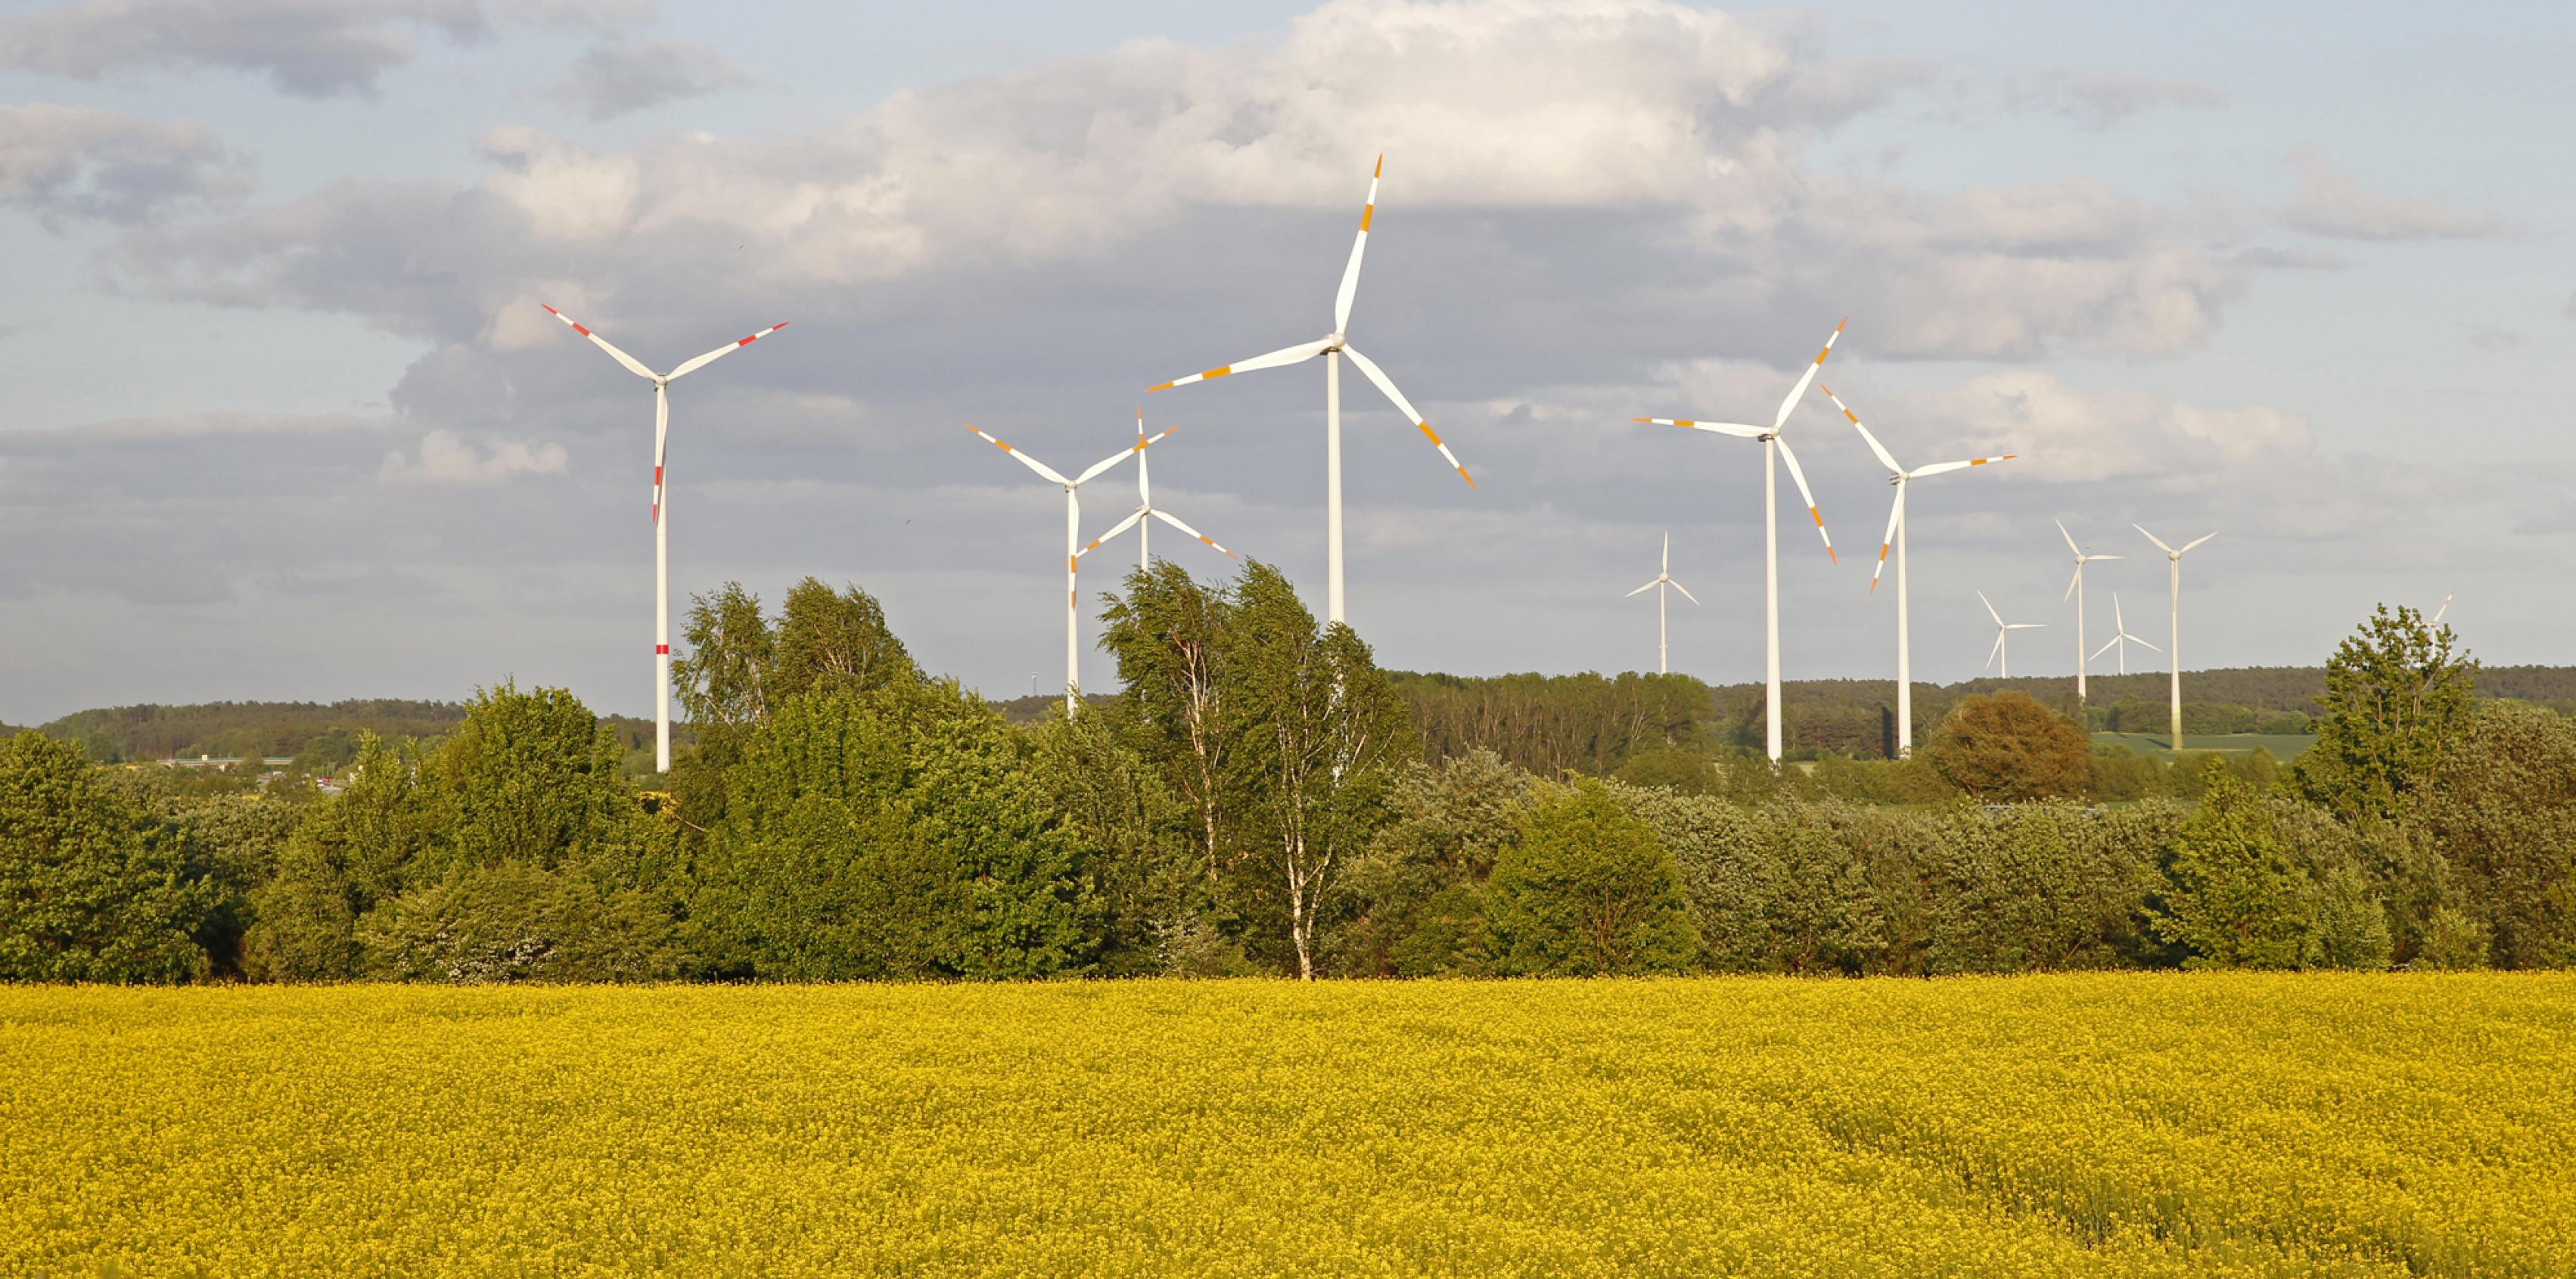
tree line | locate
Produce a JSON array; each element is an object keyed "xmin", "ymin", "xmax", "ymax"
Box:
[{"xmin": 2, "ymin": 569, "xmax": 2566, "ymax": 983}]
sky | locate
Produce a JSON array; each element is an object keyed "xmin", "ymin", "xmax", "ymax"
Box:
[{"xmin": 1, "ymin": 0, "xmax": 2568, "ymax": 724}]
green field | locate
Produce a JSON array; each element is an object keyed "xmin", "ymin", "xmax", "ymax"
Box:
[
  {"xmin": 2093, "ymin": 731, "xmax": 2317, "ymax": 760},
  {"xmin": 8, "ymin": 975, "xmax": 2573, "ymax": 1277}
]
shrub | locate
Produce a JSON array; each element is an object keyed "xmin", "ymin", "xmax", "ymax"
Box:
[
  {"xmin": 1485, "ymin": 781, "xmax": 1699, "ymax": 976},
  {"xmin": 2413, "ymin": 908, "xmax": 2491, "ymax": 971},
  {"xmin": 1924, "ymin": 693, "xmax": 2091, "ymax": 801},
  {"xmin": 2152, "ymin": 761, "xmax": 2308, "ymax": 970}
]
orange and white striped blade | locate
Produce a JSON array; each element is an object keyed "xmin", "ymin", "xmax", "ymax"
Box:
[
  {"xmin": 669, "ymin": 321, "xmax": 788, "ymax": 380},
  {"xmin": 1344, "ymin": 344, "xmax": 1473, "ymax": 488},
  {"xmin": 962, "ymin": 423, "xmax": 1071, "ymax": 486},
  {"xmin": 1151, "ymin": 508, "xmax": 1237, "ymax": 559},
  {"xmin": 542, "ymin": 304, "xmax": 656, "ymax": 381},
  {"xmin": 1870, "ymin": 483, "xmax": 1904, "ymax": 594},
  {"xmin": 1335, "ymin": 154, "xmax": 1381, "ymax": 335},
  {"xmin": 1773, "ymin": 318, "xmax": 1846, "ymax": 432},
  {"xmin": 1819, "ymin": 383, "xmax": 1903, "ymax": 475},
  {"xmin": 1134, "ymin": 407, "xmax": 1152, "ymax": 507},
  {"xmin": 1772, "ymin": 433, "xmax": 1833, "ymax": 562},
  {"xmin": 1077, "ymin": 507, "xmax": 1149, "ymax": 560},
  {"xmin": 1146, "ymin": 336, "xmax": 1332, "ymax": 392},
  {"xmin": 1908, "ymin": 454, "xmax": 2015, "ymax": 479},
  {"xmin": 1076, "ymin": 425, "xmax": 1174, "ymax": 486},
  {"xmin": 1633, "ymin": 417, "xmax": 1766, "ymax": 439}
]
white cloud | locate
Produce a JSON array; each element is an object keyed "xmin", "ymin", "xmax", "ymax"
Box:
[
  {"xmin": 0, "ymin": 0, "xmax": 644, "ymax": 98},
  {"xmin": 1990, "ymin": 69, "xmax": 2229, "ymax": 130},
  {"xmin": 2277, "ymin": 150, "xmax": 2508, "ymax": 241},
  {"xmin": 541, "ymin": 37, "xmax": 756, "ymax": 120},
  {"xmin": 0, "ymin": 103, "xmax": 250, "ymax": 227},
  {"xmin": 379, "ymin": 429, "xmax": 569, "ymax": 485}
]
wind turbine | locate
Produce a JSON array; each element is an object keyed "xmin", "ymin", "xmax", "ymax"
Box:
[
  {"xmin": 1819, "ymin": 385, "xmax": 2015, "ymax": 759},
  {"xmin": 1625, "ymin": 532, "xmax": 1700, "ymax": 675},
  {"xmin": 2432, "ymin": 592, "xmax": 2454, "ymax": 625},
  {"xmin": 1077, "ymin": 408, "xmax": 1239, "ymax": 576},
  {"xmin": 2090, "ymin": 591, "xmax": 2158, "ymax": 675},
  {"xmin": 1145, "ymin": 156, "xmax": 1471, "ymax": 626},
  {"xmin": 1634, "ymin": 321, "xmax": 1846, "ymax": 762},
  {"xmin": 2056, "ymin": 520, "xmax": 2122, "ymax": 706},
  {"xmin": 540, "ymin": 303, "xmax": 788, "ymax": 775},
  {"xmin": 2134, "ymin": 525, "xmax": 2215, "ymax": 750},
  {"xmin": 1978, "ymin": 591, "xmax": 2045, "ymax": 678},
  {"xmin": 964, "ymin": 421, "xmax": 1173, "ymax": 715}
]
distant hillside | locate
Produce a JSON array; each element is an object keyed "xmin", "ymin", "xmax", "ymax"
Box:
[
  {"xmin": 991, "ymin": 692, "xmax": 1117, "ymax": 725},
  {"xmin": 36, "ymin": 700, "xmax": 670, "ymax": 768}
]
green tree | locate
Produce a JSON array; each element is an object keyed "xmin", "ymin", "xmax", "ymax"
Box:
[
  {"xmin": 1923, "ymin": 692, "xmax": 2093, "ymax": 801},
  {"xmin": 1485, "ymin": 780, "xmax": 1700, "ymax": 976},
  {"xmin": 2413, "ymin": 907, "xmax": 2491, "ymax": 970},
  {"xmin": 2304, "ymin": 864, "xmax": 2394, "ymax": 971},
  {"xmin": 1099, "ymin": 560, "xmax": 1247, "ymax": 899},
  {"xmin": 0, "ymin": 732, "xmax": 210, "ymax": 983},
  {"xmin": 2415, "ymin": 699, "xmax": 2576, "ymax": 968},
  {"xmin": 2292, "ymin": 604, "xmax": 2476, "ymax": 823},
  {"xmin": 241, "ymin": 733, "xmax": 425, "ymax": 982},
  {"xmin": 772, "ymin": 577, "xmax": 917, "ymax": 704},
  {"xmin": 1334, "ymin": 750, "xmax": 1546, "ymax": 977},
  {"xmin": 415, "ymin": 681, "xmax": 630, "ymax": 877},
  {"xmin": 2153, "ymin": 760, "xmax": 2310, "ymax": 969}
]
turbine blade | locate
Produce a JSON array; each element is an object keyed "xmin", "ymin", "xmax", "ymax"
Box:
[
  {"xmin": 1987, "ymin": 630, "xmax": 2005, "ymax": 672},
  {"xmin": 2090, "ymin": 554, "xmax": 2124, "ymax": 562},
  {"xmin": 1627, "ymin": 579, "xmax": 1661, "ymax": 598},
  {"xmin": 542, "ymin": 304, "xmax": 657, "ymax": 380},
  {"xmin": 1671, "ymin": 579, "xmax": 1701, "ymax": 607},
  {"xmin": 2133, "ymin": 523, "xmax": 2177, "ymax": 555},
  {"xmin": 1135, "ymin": 408, "xmax": 1153, "ymax": 506},
  {"xmin": 651, "ymin": 383, "xmax": 668, "ymax": 523},
  {"xmin": 1978, "ymin": 589, "xmax": 2003, "ymax": 626},
  {"xmin": 1773, "ymin": 433, "xmax": 1833, "ymax": 562},
  {"xmin": 1146, "ymin": 337, "xmax": 1332, "ymax": 392},
  {"xmin": 1820, "ymin": 383, "xmax": 1904, "ymax": 475},
  {"xmin": 1077, "ymin": 508, "xmax": 1149, "ymax": 559},
  {"xmin": 1772, "ymin": 318, "xmax": 1845, "ymax": 432},
  {"xmin": 2180, "ymin": 532, "xmax": 2217, "ymax": 554},
  {"xmin": 1149, "ymin": 508, "xmax": 1237, "ymax": 558},
  {"xmin": 1869, "ymin": 483, "xmax": 1904, "ymax": 594},
  {"xmin": 1661, "ymin": 530, "xmax": 1670, "ymax": 574},
  {"xmin": 668, "ymin": 321, "xmax": 789, "ymax": 380},
  {"xmin": 2008, "ymin": 623, "xmax": 2046, "ymax": 630},
  {"xmin": 2434, "ymin": 591, "xmax": 2453, "ymax": 624},
  {"xmin": 2092, "ymin": 635, "xmax": 2120, "ymax": 661},
  {"xmin": 1343, "ymin": 344, "xmax": 1474, "ymax": 488},
  {"xmin": 1632, "ymin": 418, "xmax": 1767, "ymax": 439},
  {"xmin": 2064, "ymin": 562, "xmax": 2081, "ymax": 603},
  {"xmin": 1907, "ymin": 455, "xmax": 2015, "ymax": 479},
  {"xmin": 2131, "ymin": 634, "xmax": 2161, "ymax": 653},
  {"xmin": 2057, "ymin": 518, "xmax": 2082, "ymax": 558},
  {"xmin": 1334, "ymin": 155, "xmax": 1381, "ymax": 335},
  {"xmin": 962, "ymin": 423, "xmax": 1072, "ymax": 486},
  {"xmin": 2112, "ymin": 593, "xmax": 2126, "ymax": 630},
  {"xmin": 1074, "ymin": 425, "xmax": 1174, "ymax": 486}
]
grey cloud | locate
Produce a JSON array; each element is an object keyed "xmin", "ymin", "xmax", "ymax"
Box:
[
  {"xmin": 0, "ymin": 0, "xmax": 644, "ymax": 98},
  {"xmin": 2277, "ymin": 150, "xmax": 2509, "ymax": 241},
  {"xmin": 1995, "ymin": 69, "xmax": 2229, "ymax": 130},
  {"xmin": 2467, "ymin": 324, "xmax": 2522, "ymax": 352},
  {"xmin": 542, "ymin": 37, "xmax": 755, "ymax": 120},
  {"xmin": 0, "ymin": 104, "xmax": 250, "ymax": 227}
]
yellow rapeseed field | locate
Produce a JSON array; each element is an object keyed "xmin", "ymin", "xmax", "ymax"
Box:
[{"xmin": 5, "ymin": 974, "xmax": 2573, "ymax": 1277}]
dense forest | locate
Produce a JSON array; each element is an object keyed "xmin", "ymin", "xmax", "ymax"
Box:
[{"xmin": 3, "ymin": 566, "xmax": 2567, "ymax": 985}]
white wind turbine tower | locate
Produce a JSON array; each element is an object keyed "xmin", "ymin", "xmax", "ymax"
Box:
[
  {"xmin": 964, "ymin": 421, "xmax": 1173, "ymax": 715},
  {"xmin": 2056, "ymin": 520, "xmax": 2122, "ymax": 706},
  {"xmin": 1077, "ymin": 408, "xmax": 1240, "ymax": 576},
  {"xmin": 1625, "ymin": 532, "xmax": 1700, "ymax": 675},
  {"xmin": 1978, "ymin": 591, "xmax": 2045, "ymax": 678},
  {"xmin": 541, "ymin": 303, "xmax": 788, "ymax": 775},
  {"xmin": 2134, "ymin": 524, "xmax": 2215, "ymax": 751},
  {"xmin": 1634, "ymin": 321, "xmax": 1846, "ymax": 762},
  {"xmin": 2091, "ymin": 591, "xmax": 2158, "ymax": 675},
  {"xmin": 1819, "ymin": 385, "xmax": 2015, "ymax": 759},
  {"xmin": 1145, "ymin": 156, "xmax": 1473, "ymax": 626}
]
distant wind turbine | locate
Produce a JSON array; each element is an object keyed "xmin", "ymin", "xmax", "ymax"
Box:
[
  {"xmin": 2056, "ymin": 520, "xmax": 2122, "ymax": 706},
  {"xmin": 1625, "ymin": 532, "xmax": 1700, "ymax": 675},
  {"xmin": 1819, "ymin": 384, "xmax": 2015, "ymax": 758},
  {"xmin": 2134, "ymin": 524, "xmax": 2215, "ymax": 750},
  {"xmin": 1077, "ymin": 408, "xmax": 1238, "ymax": 576},
  {"xmin": 2090, "ymin": 591, "xmax": 2158, "ymax": 675},
  {"xmin": 1145, "ymin": 156, "xmax": 1471, "ymax": 626},
  {"xmin": 964, "ymin": 421, "xmax": 1173, "ymax": 714},
  {"xmin": 540, "ymin": 303, "xmax": 788, "ymax": 775},
  {"xmin": 1635, "ymin": 320, "xmax": 1846, "ymax": 762},
  {"xmin": 1978, "ymin": 591, "xmax": 2045, "ymax": 678},
  {"xmin": 2432, "ymin": 591, "xmax": 2454, "ymax": 625}
]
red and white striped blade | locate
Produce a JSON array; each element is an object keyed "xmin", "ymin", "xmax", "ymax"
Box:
[
  {"xmin": 542, "ymin": 303, "xmax": 657, "ymax": 381},
  {"xmin": 1633, "ymin": 418, "xmax": 1767, "ymax": 439},
  {"xmin": 1772, "ymin": 433, "xmax": 1833, "ymax": 562},
  {"xmin": 668, "ymin": 321, "xmax": 788, "ymax": 380},
  {"xmin": 962, "ymin": 423, "xmax": 1072, "ymax": 486},
  {"xmin": 1344, "ymin": 344, "xmax": 1473, "ymax": 488},
  {"xmin": 1151, "ymin": 508, "xmax": 1237, "ymax": 559},
  {"xmin": 1820, "ymin": 383, "xmax": 1903, "ymax": 475},
  {"xmin": 1075, "ymin": 425, "xmax": 1175, "ymax": 486},
  {"xmin": 1773, "ymin": 318, "xmax": 1845, "ymax": 431},
  {"xmin": 651, "ymin": 383, "xmax": 669, "ymax": 523},
  {"xmin": 1907, "ymin": 454, "xmax": 2015, "ymax": 479},
  {"xmin": 1335, "ymin": 155, "xmax": 1381, "ymax": 336},
  {"xmin": 1147, "ymin": 336, "xmax": 1332, "ymax": 392}
]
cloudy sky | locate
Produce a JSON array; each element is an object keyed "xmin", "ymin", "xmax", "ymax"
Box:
[{"xmin": 1, "ymin": 0, "xmax": 2568, "ymax": 723}]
